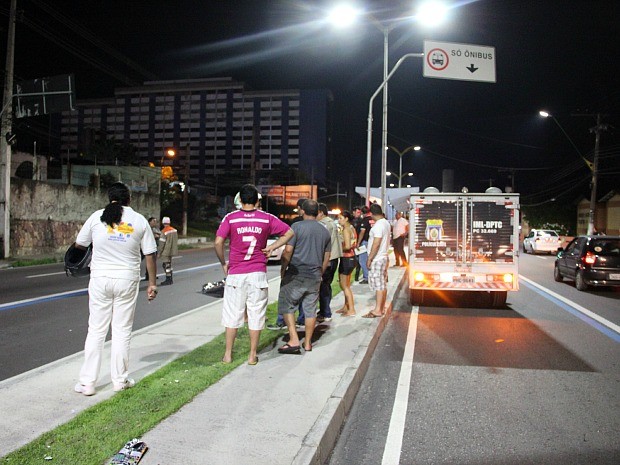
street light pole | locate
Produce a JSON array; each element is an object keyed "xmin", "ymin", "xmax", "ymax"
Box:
[
  {"xmin": 387, "ymin": 144, "xmax": 420, "ymax": 188},
  {"xmin": 380, "ymin": 26, "xmax": 389, "ymax": 209},
  {"xmin": 366, "ymin": 53, "xmax": 424, "ymax": 205},
  {"xmin": 182, "ymin": 143, "xmax": 190, "ymax": 237},
  {"xmin": 0, "ymin": 0, "xmax": 16, "ymax": 258},
  {"xmin": 539, "ymin": 111, "xmax": 608, "ymax": 234}
]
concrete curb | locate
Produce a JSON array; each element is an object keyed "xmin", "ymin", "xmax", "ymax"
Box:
[{"xmin": 292, "ymin": 271, "xmax": 409, "ymax": 465}]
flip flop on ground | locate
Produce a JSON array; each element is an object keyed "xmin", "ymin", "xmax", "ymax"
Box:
[
  {"xmin": 278, "ymin": 343, "xmax": 301, "ymax": 354},
  {"xmin": 362, "ymin": 312, "xmax": 383, "ymax": 318}
]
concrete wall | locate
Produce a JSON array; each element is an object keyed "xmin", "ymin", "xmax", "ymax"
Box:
[{"xmin": 10, "ymin": 178, "xmax": 160, "ymax": 257}]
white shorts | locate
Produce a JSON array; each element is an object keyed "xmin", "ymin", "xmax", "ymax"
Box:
[{"xmin": 221, "ymin": 272, "xmax": 269, "ymax": 331}]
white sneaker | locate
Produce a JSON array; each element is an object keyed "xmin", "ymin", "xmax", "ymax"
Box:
[
  {"xmin": 113, "ymin": 378, "xmax": 135, "ymax": 392},
  {"xmin": 74, "ymin": 383, "xmax": 96, "ymax": 396}
]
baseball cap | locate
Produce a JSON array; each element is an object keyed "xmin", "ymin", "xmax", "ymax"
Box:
[{"xmin": 162, "ymin": 216, "xmax": 171, "ymax": 224}]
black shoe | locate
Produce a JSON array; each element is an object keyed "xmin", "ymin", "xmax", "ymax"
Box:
[
  {"xmin": 160, "ymin": 278, "xmax": 173, "ymax": 286},
  {"xmin": 359, "ymin": 279, "xmax": 368, "ymax": 284}
]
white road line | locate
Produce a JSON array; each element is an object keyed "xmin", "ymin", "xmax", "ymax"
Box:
[
  {"xmin": 381, "ymin": 306, "xmax": 420, "ymax": 465},
  {"xmin": 26, "ymin": 271, "xmax": 66, "ymax": 278},
  {"xmin": 520, "ymin": 275, "xmax": 620, "ymax": 334},
  {"xmin": 535, "ymin": 256, "xmax": 548, "ymax": 260}
]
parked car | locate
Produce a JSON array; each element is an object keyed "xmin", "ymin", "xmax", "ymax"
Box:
[
  {"xmin": 523, "ymin": 229, "xmax": 561, "ymax": 254},
  {"xmin": 266, "ymin": 235, "xmax": 285, "ymax": 263},
  {"xmin": 554, "ymin": 235, "xmax": 620, "ymax": 291}
]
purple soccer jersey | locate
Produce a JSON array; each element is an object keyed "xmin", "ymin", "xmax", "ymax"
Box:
[{"xmin": 216, "ymin": 209, "xmax": 290, "ymax": 275}]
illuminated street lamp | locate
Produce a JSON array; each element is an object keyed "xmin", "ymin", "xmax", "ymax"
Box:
[
  {"xmin": 328, "ymin": 2, "xmax": 447, "ymax": 207},
  {"xmin": 387, "ymin": 144, "xmax": 420, "ymax": 188},
  {"xmin": 161, "ymin": 147, "xmax": 176, "ymax": 169},
  {"xmin": 386, "ymin": 170, "xmax": 414, "ymax": 188},
  {"xmin": 539, "ymin": 110, "xmax": 601, "ymax": 235}
]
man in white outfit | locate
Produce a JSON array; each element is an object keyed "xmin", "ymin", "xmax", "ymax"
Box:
[{"xmin": 363, "ymin": 203, "xmax": 391, "ymax": 318}]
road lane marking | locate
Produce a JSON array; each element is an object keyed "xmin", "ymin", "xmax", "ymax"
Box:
[
  {"xmin": 27, "ymin": 271, "xmax": 67, "ymax": 278},
  {"xmin": 25, "ymin": 256, "xmax": 185, "ymax": 279},
  {"xmin": 381, "ymin": 305, "xmax": 420, "ymax": 465},
  {"xmin": 0, "ymin": 263, "xmax": 221, "ymax": 312},
  {"xmin": 520, "ymin": 275, "xmax": 620, "ymax": 342}
]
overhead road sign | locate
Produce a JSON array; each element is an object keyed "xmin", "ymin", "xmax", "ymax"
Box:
[
  {"xmin": 14, "ymin": 74, "xmax": 76, "ymax": 118},
  {"xmin": 423, "ymin": 40, "xmax": 496, "ymax": 83}
]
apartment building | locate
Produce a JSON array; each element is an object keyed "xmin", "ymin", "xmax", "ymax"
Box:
[{"xmin": 59, "ymin": 77, "xmax": 332, "ymax": 186}]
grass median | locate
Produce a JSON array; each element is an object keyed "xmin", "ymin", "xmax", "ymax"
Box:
[{"xmin": 2, "ymin": 279, "xmax": 342, "ymax": 465}]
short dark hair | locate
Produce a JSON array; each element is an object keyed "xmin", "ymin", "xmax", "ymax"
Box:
[
  {"xmin": 239, "ymin": 184, "xmax": 259, "ymax": 205},
  {"xmin": 301, "ymin": 199, "xmax": 319, "ymax": 217},
  {"xmin": 370, "ymin": 203, "xmax": 383, "ymax": 216},
  {"xmin": 361, "ymin": 205, "xmax": 370, "ymax": 214},
  {"xmin": 318, "ymin": 202, "xmax": 328, "ymax": 216},
  {"xmin": 296, "ymin": 198, "xmax": 307, "ymax": 208}
]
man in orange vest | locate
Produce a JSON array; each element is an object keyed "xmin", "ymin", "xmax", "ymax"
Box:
[{"xmin": 158, "ymin": 217, "xmax": 178, "ymax": 285}]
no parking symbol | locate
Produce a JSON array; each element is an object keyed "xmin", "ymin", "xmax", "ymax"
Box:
[{"xmin": 427, "ymin": 48, "xmax": 449, "ymax": 71}]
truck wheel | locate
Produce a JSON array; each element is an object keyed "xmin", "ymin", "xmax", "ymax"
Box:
[
  {"xmin": 553, "ymin": 265, "xmax": 563, "ymax": 282},
  {"xmin": 491, "ymin": 291, "xmax": 507, "ymax": 308},
  {"xmin": 575, "ymin": 271, "xmax": 589, "ymax": 291},
  {"xmin": 409, "ymin": 289, "xmax": 425, "ymax": 306}
]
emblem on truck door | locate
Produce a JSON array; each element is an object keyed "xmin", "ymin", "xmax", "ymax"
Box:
[{"xmin": 425, "ymin": 219, "xmax": 444, "ymax": 241}]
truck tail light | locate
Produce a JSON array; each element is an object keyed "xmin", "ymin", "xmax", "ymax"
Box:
[
  {"xmin": 413, "ymin": 272, "xmax": 425, "ymax": 282},
  {"xmin": 583, "ymin": 251, "xmax": 596, "ymax": 265},
  {"xmin": 503, "ymin": 273, "xmax": 513, "ymax": 283}
]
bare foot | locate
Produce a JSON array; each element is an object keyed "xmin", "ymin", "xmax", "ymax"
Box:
[
  {"xmin": 221, "ymin": 355, "xmax": 232, "ymax": 364},
  {"xmin": 342, "ymin": 310, "xmax": 356, "ymax": 317},
  {"xmin": 335, "ymin": 307, "xmax": 347, "ymax": 314}
]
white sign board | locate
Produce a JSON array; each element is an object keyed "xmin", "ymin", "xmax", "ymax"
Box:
[{"xmin": 423, "ymin": 40, "xmax": 496, "ymax": 83}]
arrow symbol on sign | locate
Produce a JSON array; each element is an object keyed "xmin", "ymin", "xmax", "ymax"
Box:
[{"xmin": 466, "ymin": 64, "xmax": 478, "ymax": 73}]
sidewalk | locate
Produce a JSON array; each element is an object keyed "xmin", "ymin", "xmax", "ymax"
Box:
[{"xmin": 0, "ymin": 265, "xmax": 407, "ymax": 464}]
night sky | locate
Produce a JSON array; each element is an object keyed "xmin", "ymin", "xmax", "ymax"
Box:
[{"xmin": 2, "ymin": 0, "xmax": 619, "ymax": 204}]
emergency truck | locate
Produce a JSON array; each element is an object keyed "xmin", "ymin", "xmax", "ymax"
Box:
[{"xmin": 408, "ymin": 187, "xmax": 520, "ymax": 307}]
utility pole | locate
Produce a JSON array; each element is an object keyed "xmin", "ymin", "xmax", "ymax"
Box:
[
  {"xmin": 587, "ymin": 113, "xmax": 608, "ymax": 235},
  {"xmin": 0, "ymin": 0, "xmax": 16, "ymax": 258}
]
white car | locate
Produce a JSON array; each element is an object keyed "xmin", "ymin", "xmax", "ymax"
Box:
[
  {"xmin": 266, "ymin": 235, "xmax": 285, "ymax": 263},
  {"xmin": 523, "ymin": 229, "xmax": 561, "ymax": 254}
]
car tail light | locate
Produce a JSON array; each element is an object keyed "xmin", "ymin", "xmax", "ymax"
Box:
[{"xmin": 583, "ymin": 251, "xmax": 596, "ymax": 265}]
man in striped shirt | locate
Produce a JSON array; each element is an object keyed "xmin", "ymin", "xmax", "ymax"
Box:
[{"xmin": 215, "ymin": 184, "xmax": 294, "ymax": 365}]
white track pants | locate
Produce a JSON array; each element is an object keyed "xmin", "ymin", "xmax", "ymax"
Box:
[{"xmin": 79, "ymin": 276, "xmax": 140, "ymax": 386}]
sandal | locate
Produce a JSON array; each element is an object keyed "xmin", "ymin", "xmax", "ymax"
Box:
[
  {"xmin": 248, "ymin": 357, "xmax": 259, "ymax": 365},
  {"xmin": 278, "ymin": 343, "xmax": 301, "ymax": 354},
  {"xmin": 362, "ymin": 312, "xmax": 382, "ymax": 318}
]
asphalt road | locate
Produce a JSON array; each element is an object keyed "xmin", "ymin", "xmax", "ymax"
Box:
[
  {"xmin": 328, "ymin": 252, "xmax": 620, "ymax": 465},
  {"xmin": 0, "ymin": 247, "xmax": 282, "ymax": 381}
]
